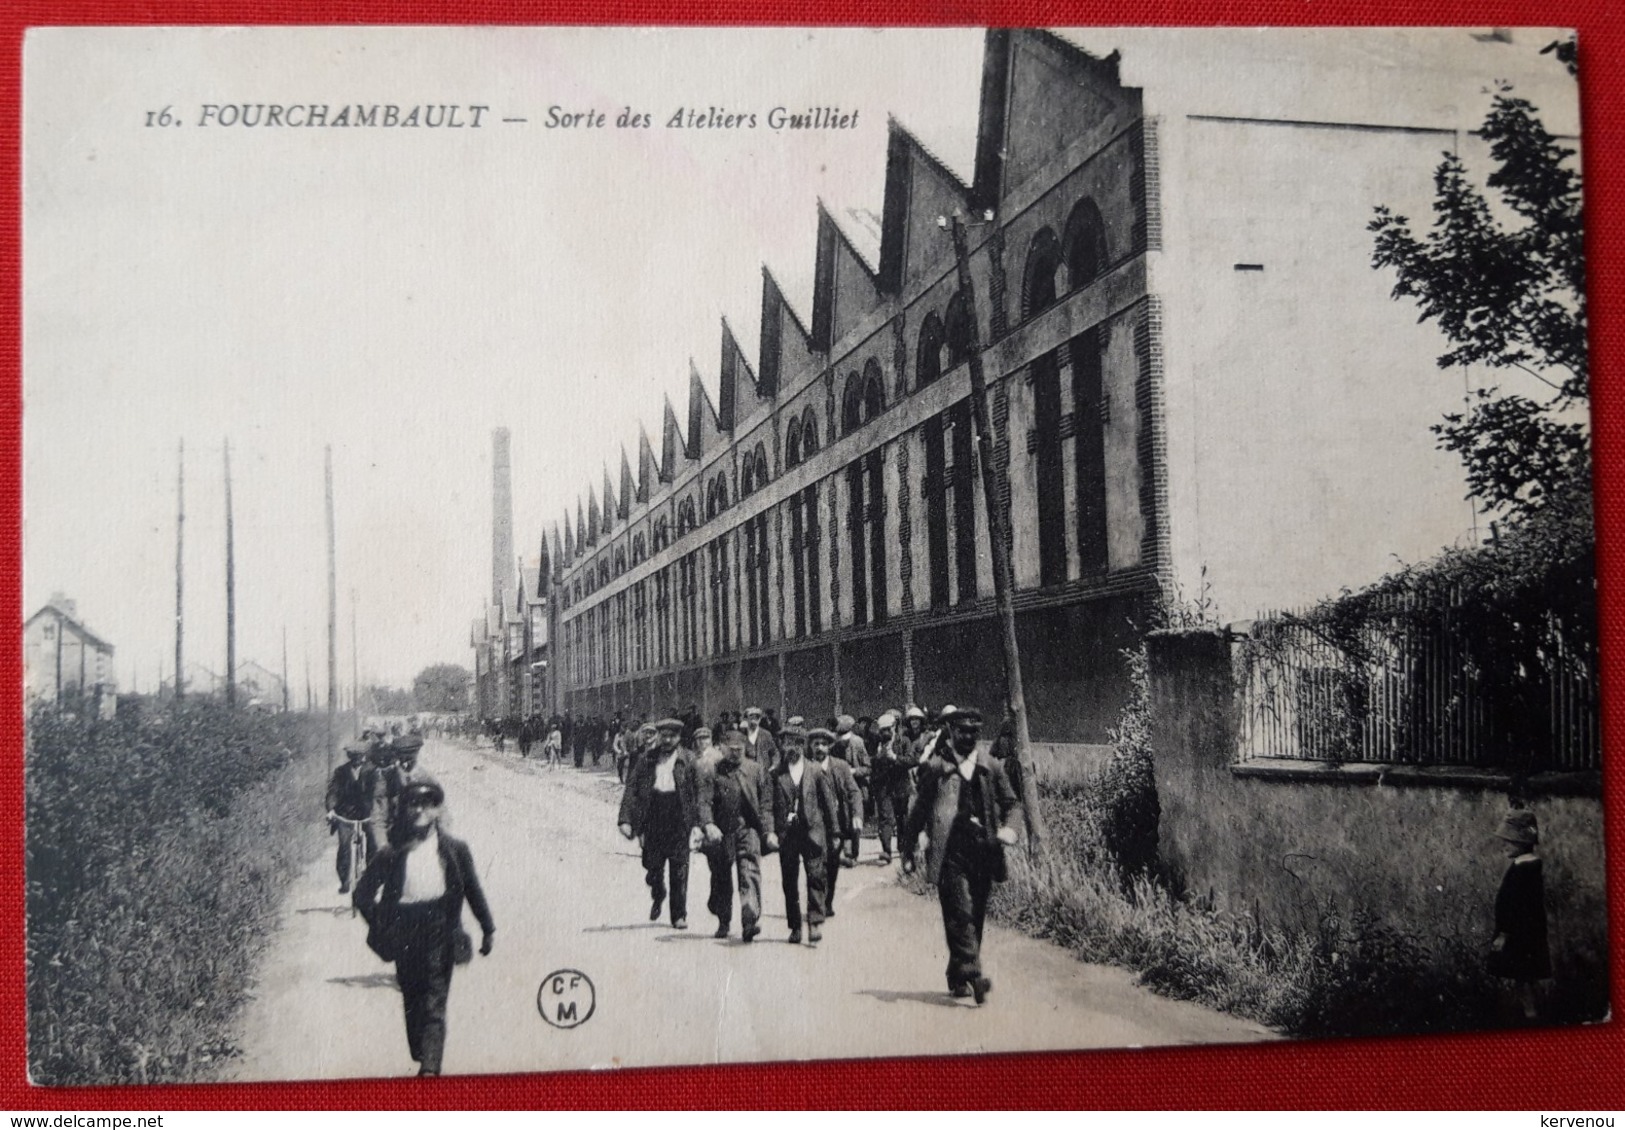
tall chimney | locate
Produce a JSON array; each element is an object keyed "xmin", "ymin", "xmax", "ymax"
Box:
[{"xmin": 492, "ymin": 427, "xmax": 514, "ymax": 608}]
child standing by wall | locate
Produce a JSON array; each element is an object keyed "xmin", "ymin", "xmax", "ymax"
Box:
[{"xmin": 1489, "ymin": 808, "xmax": 1551, "ymax": 1021}]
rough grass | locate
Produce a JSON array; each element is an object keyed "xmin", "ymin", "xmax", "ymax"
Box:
[
  {"xmin": 26, "ymin": 701, "xmax": 339, "ymax": 1084},
  {"xmin": 905, "ymin": 774, "xmax": 1507, "ymax": 1038}
]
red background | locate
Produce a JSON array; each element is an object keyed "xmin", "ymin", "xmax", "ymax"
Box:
[{"xmin": 1, "ymin": 1, "xmax": 1621, "ymax": 1111}]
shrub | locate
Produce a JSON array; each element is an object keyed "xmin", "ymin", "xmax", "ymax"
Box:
[{"xmin": 26, "ymin": 701, "xmax": 335, "ymax": 1084}]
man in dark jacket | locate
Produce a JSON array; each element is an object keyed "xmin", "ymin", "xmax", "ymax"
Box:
[
  {"xmin": 902, "ymin": 705, "xmax": 1020, "ymax": 1004},
  {"xmin": 618, "ymin": 717, "xmax": 701, "ymax": 929},
  {"xmin": 697, "ymin": 726, "xmax": 770, "ymax": 941},
  {"xmin": 742, "ymin": 705, "xmax": 779, "ymax": 768},
  {"xmin": 809, "ymin": 727, "xmax": 862, "ymax": 916},
  {"xmin": 353, "ymin": 778, "xmax": 495, "ymax": 1076},
  {"xmin": 768, "ymin": 725, "xmax": 840, "ymax": 945},
  {"xmin": 325, "ymin": 740, "xmax": 384, "ymax": 893},
  {"xmin": 869, "ymin": 711, "xmax": 917, "ymax": 865}
]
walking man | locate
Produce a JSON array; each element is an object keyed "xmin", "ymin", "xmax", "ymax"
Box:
[
  {"xmin": 808, "ymin": 727, "xmax": 861, "ymax": 916},
  {"xmin": 902, "ymin": 705, "xmax": 1020, "ymax": 1004},
  {"xmin": 742, "ymin": 705, "xmax": 779, "ymax": 767},
  {"xmin": 697, "ymin": 725, "xmax": 770, "ymax": 940},
  {"xmin": 870, "ymin": 711, "xmax": 916, "ymax": 865},
  {"xmin": 767, "ymin": 725, "xmax": 840, "ymax": 945},
  {"xmin": 353, "ymin": 778, "xmax": 495, "ymax": 1076},
  {"xmin": 617, "ymin": 718, "xmax": 701, "ymax": 929}
]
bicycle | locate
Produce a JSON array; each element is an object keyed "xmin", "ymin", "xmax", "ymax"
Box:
[{"xmin": 331, "ymin": 814, "xmax": 370, "ymax": 911}]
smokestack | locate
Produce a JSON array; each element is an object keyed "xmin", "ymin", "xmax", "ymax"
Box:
[{"xmin": 492, "ymin": 427, "xmax": 514, "ymax": 608}]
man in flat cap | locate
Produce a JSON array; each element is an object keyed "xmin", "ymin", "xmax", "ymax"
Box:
[
  {"xmin": 326, "ymin": 739, "xmax": 385, "ymax": 893},
  {"xmin": 869, "ymin": 711, "xmax": 917, "ymax": 866},
  {"xmin": 808, "ymin": 727, "xmax": 862, "ymax": 916},
  {"xmin": 768, "ymin": 725, "xmax": 840, "ymax": 945},
  {"xmin": 741, "ymin": 705, "xmax": 779, "ymax": 768},
  {"xmin": 902, "ymin": 705, "xmax": 1021, "ymax": 1004},
  {"xmin": 384, "ymin": 732, "xmax": 429, "ymax": 843},
  {"xmin": 618, "ymin": 718, "xmax": 701, "ymax": 929},
  {"xmin": 353, "ymin": 777, "xmax": 495, "ymax": 1076},
  {"xmin": 697, "ymin": 725, "xmax": 770, "ymax": 940}
]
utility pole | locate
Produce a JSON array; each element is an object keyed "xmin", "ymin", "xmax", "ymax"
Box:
[
  {"xmin": 325, "ymin": 446, "xmax": 338, "ymax": 768},
  {"xmin": 944, "ymin": 212, "xmax": 1047, "ymax": 847},
  {"xmin": 175, "ymin": 439, "xmax": 185, "ymax": 704},
  {"xmin": 281, "ymin": 626, "xmax": 290, "ymax": 713},
  {"xmin": 350, "ymin": 587, "xmax": 360, "ymax": 736},
  {"xmin": 224, "ymin": 438, "xmax": 237, "ymax": 708}
]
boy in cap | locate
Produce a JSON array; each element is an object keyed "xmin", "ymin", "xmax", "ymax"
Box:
[
  {"xmin": 697, "ymin": 725, "xmax": 770, "ymax": 940},
  {"xmin": 1490, "ymin": 807, "xmax": 1550, "ymax": 1019},
  {"xmin": 618, "ymin": 718, "xmax": 702, "ymax": 929},
  {"xmin": 808, "ymin": 727, "xmax": 862, "ymax": 916},
  {"xmin": 767, "ymin": 725, "xmax": 841, "ymax": 944},
  {"xmin": 902, "ymin": 705, "xmax": 1020, "ymax": 1004},
  {"xmin": 353, "ymin": 778, "xmax": 495, "ymax": 1076}
]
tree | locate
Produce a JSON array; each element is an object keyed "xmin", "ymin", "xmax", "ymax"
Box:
[
  {"xmin": 1369, "ymin": 41, "xmax": 1586, "ymax": 523},
  {"xmin": 413, "ymin": 663, "xmax": 472, "ymax": 713}
]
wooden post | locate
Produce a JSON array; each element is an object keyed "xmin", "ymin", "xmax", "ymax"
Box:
[
  {"xmin": 224, "ymin": 438, "xmax": 237, "ymax": 708},
  {"xmin": 350, "ymin": 587, "xmax": 360, "ymax": 736},
  {"xmin": 946, "ymin": 214, "xmax": 1047, "ymax": 847},
  {"xmin": 325, "ymin": 446, "xmax": 337, "ymax": 768},
  {"xmin": 175, "ymin": 439, "xmax": 185, "ymax": 703}
]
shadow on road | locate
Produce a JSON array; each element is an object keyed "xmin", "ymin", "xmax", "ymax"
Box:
[
  {"xmin": 296, "ymin": 905, "xmax": 359, "ymax": 918},
  {"xmin": 328, "ymin": 972, "xmax": 400, "ymax": 991},
  {"xmin": 856, "ymin": 988, "xmax": 966, "ymax": 1010},
  {"xmin": 652, "ymin": 932, "xmax": 713, "ymax": 943},
  {"xmin": 581, "ymin": 922, "xmax": 665, "ymax": 934}
]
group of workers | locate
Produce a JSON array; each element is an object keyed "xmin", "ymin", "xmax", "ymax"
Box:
[{"xmin": 612, "ymin": 702, "xmax": 1024, "ymax": 1005}]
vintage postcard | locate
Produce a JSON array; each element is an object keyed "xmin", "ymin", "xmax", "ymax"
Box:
[{"xmin": 21, "ymin": 26, "xmax": 1605, "ymax": 1085}]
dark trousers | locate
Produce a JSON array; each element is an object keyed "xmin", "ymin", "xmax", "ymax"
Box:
[
  {"xmin": 938, "ymin": 851, "xmax": 994, "ymax": 990},
  {"xmin": 393, "ymin": 902, "xmax": 454, "ymax": 1073},
  {"xmin": 334, "ymin": 820, "xmax": 380, "ymax": 887},
  {"xmin": 779, "ymin": 844, "xmax": 827, "ymax": 931},
  {"xmin": 704, "ymin": 845, "xmax": 732, "ymax": 925},
  {"xmin": 574, "ymin": 742, "xmax": 585, "ymax": 768},
  {"xmin": 874, "ymin": 787, "xmax": 909, "ymax": 856},
  {"xmin": 644, "ymin": 852, "xmax": 689, "ymax": 924},
  {"xmin": 825, "ymin": 843, "xmax": 843, "ymax": 913}
]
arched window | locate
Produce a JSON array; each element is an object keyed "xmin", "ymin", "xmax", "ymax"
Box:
[
  {"xmin": 614, "ymin": 547, "xmax": 627, "ymax": 576},
  {"xmin": 1022, "ymin": 226, "xmax": 1063, "ymax": 319},
  {"xmin": 598, "ymin": 560, "xmax": 611, "ymax": 587},
  {"xmin": 785, "ymin": 419, "xmax": 803, "ymax": 469},
  {"xmin": 653, "ymin": 516, "xmax": 670, "ymax": 552},
  {"xmin": 676, "ymin": 496, "xmax": 697, "ymax": 536},
  {"xmin": 742, "ymin": 455, "xmax": 758, "ymax": 496},
  {"xmin": 801, "ymin": 406, "xmax": 821, "ymax": 457},
  {"xmin": 753, "ymin": 443, "xmax": 769, "ymax": 488},
  {"xmin": 944, "ymin": 291, "xmax": 973, "ymax": 367},
  {"xmin": 1062, "ymin": 198, "xmax": 1108, "ymax": 290},
  {"xmin": 916, "ymin": 311, "xmax": 946, "ymax": 389},
  {"xmin": 632, "ymin": 532, "xmax": 647, "ymax": 565},
  {"xmin": 841, "ymin": 372, "xmax": 863, "ymax": 435},
  {"xmin": 863, "ymin": 358, "xmax": 886, "ymax": 422},
  {"xmin": 705, "ymin": 473, "xmax": 729, "ymax": 520}
]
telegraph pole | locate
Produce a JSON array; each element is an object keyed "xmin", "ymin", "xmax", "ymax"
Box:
[
  {"xmin": 224, "ymin": 438, "xmax": 237, "ymax": 708},
  {"xmin": 350, "ymin": 587, "xmax": 360, "ymax": 736},
  {"xmin": 174, "ymin": 439, "xmax": 185, "ymax": 704},
  {"xmin": 281, "ymin": 626, "xmax": 290, "ymax": 713},
  {"xmin": 325, "ymin": 446, "xmax": 338, "ymax": 768},
  {"xmin": 945, "ymin": 212, "xmax": 1047, "ymax": 846}
]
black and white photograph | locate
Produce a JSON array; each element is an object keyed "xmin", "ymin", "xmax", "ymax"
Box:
[{"xmin": 21, "ymin": 26, "xmax": 1605, "ymax": 1085}]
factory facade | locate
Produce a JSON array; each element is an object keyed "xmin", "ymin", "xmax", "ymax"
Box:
[{"xmin": 523, "ymin": 28, "xmax": 1513, "ymax": 743}]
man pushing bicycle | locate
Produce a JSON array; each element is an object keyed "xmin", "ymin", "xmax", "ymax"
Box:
[{"xmin": 326, "ymin": 739, "xmax": 385, "ymax": 894}]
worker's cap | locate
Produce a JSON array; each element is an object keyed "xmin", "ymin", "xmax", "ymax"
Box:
[
  {"xmin": 1497, "ymin": 809, "xmax": 1539, "ymax": 846},
  {"xmin": 401, "ymin": 778, "xmax": 445, "ymax": 807},
  {"xmin": 694, "ymin": 725, "xmax": 713, "ymax": 741},
  {"xmin": 392, "ymin": 733, "xmax": 425, "ymax": 755},
  {"xmin": 806, "ymin": 727, "xmax": 837, "ymax": 744},
  {"xmin": 637, "ymin": 722, "xmax": 659, "ymax": 737},
  {"xmin": 779, "ymin": 725, "xmax": 808, "ymax": 746},
  {"xmin": 786, "ymin": 715, "xmax": 805, "ymax": 727},
  {"xmin": 939, "ymin": 704, "xmax": 984, "ymax": 727},
  {"xmin": 719, "ymin": 725, "xmax": 747, "ymax": 745},
  {"xmin": 904, "ymin": 705, "xmax": 926, "ymax": 721},
  {"xmin": 877, "ymin": 711, "xmax": 898, "ymax": 730},
  {"xmin": 655, "ymin": 717, "xmax": 685, "ymax": 734},
  {"xmin": 744, "ymin": 706, "xmax": 764, "ymax": 719},
  {"xmin": 835, "ymin": 714, "xmax": 856, "ymax": 733},
  {"xmin": 342, "ymin": 740, "xmax": 370, "ymax": 756}
]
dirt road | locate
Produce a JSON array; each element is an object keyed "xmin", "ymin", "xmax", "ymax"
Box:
[{"xmin": 228, "ymin": 739, "xmax": 1272, "ymax": 1081}]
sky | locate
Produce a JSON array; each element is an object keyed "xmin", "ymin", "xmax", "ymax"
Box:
[{"xmin": 21, "ymin": 26, "xmax": 1578, "ymax": 693}]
